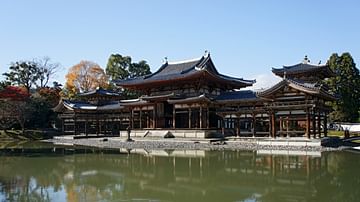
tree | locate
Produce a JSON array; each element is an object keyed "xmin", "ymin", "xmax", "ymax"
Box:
[
  {"xmin": 35, "ymin": 57, "xmax": 60, "ymax": 88},
  {"xmin": 106, "ymin": 54, "xmax": 132, "ymax": 80},
  {"xmin": 64, "ymin": 60, "xmax": 108, "ymax": 96},
  {"xmin": 106, "ymin": 54, "xmax": 151, "ymax": 80},
  {"xmin": 0, "ymin": 86, "xmax": 31, "ymax": 132},
  {"xmin": 129, "ymin": 60, "xmax": 151, "ymax": 78},
  {"xmin": 326, "ymin": 52, "xmax": 360, "ymax": 122},
  {"xmin": 3, "ymin": 61, "xmax": 39, "ymax": 92}
]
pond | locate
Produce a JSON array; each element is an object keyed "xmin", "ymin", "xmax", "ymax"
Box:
[{"xmin": 0, "ymin": 142, "xmax": 359, "ymax": 202}]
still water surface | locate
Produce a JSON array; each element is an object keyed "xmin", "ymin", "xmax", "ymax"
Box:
[{"xmin": 0, "ymin": 143, "xmax": 359, "ymax": 202}]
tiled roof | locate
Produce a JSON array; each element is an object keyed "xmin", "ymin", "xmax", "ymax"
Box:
[
  {"xmin": 258, "ymin": 78, "xmax": 335, "ymax": 100},
  {"xmin": 272, "ymin": 63, "xmax": 327, "ymax": 74},
  {"xmin": 114, "ymin": 53, "xmax": 255, "ymax": 88},
  {"xmin": 78, "ymin": 87, "xmax": 121, "ymax": 97},
  {"xmin": 63, "ymin": 100, "xmax": 123, "ymax": 111},
  {"xmin": 215, "ymin": 90, "xmax": 258, "ymax": 101}
]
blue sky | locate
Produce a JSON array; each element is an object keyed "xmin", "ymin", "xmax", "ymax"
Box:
[{"xmin": 1, "ymin": 0, "xmax": 359, "ymax": 89}]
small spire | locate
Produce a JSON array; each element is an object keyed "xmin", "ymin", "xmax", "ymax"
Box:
[
  {"xmin": 204, "ymin": 50, "xmax": 210, "ymax": 57},
  {"xmin": 303, "ymin": 55, "xmax": 310, "ymax": 64},
  {"xmin": 283, "ymin": 71, "xmax": 287, "ymax": 79},
  {"xmin": 163, "ymin": 57, "xmax": 168, "ymax": 64}
]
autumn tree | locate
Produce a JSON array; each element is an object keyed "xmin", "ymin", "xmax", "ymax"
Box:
[
  {"xmin": 3, "ymin": 61, "xmax": 39, "ymax": 92},
  {"xmin": 0, "ymin": 86, "xmax": 31, "ymax": 133},
  {"xmin": 326, "ymin": 52, "xmax": 360, "ymax": 122},
  {"xmin": 64, "ymin": 60, "xmax": 108, "ymax": 97}
]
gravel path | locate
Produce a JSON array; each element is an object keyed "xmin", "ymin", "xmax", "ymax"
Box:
[{"xmin": 47, "ymin": 137, "xmax": 344, "ymax": 152}]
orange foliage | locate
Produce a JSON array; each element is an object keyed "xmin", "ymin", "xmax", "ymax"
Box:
[{"xmin": 65, "ymin": 61, "xmax": 109, "ymax": 95}]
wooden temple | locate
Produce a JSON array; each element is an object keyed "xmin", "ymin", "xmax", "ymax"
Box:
[
  {"xmin": 53, "ymin": 87, "xmax": 127, "ymax": 136},
  {"xmin": 54, "ymin": 54, "xmax": 335, "ymax": 138}
]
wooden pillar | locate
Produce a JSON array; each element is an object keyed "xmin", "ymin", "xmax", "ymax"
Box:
[
  {"xmin": 199, "ymin": 106, "xmax": 203, "ymax": 129},
  {"xmin": 286, "ymin": 117, "xmax": 289, "ymax": 138},
  {"xmin": 237, "ymin": 117, "xmax": 241, "ymax": 137},
  {"xmin": 74, "ymin": 113, "xmax": 77, "ymax": 136},
  {"xmin": 61, "ymin": 119, "xmax": 65, "ymax": 133},
  {"xmin": 173, "ymin": 107, "xmax": 176, "ymax": 129},
  {"xmin": 139, "ymin": 109, "xmax": 142, "ymax": 129},
  {"xmin": 279, "ymin": 117, "xmax": 283, "ymax": 137},
  {"xmin": 131, "ymin": 109, "xmax": 134, "ymax": 129},
  {"xmin": 96, "ymin": 112, "xmax": 100, "ymax": 135},
  {"xmin": 312, "ymin": 111, "xmax": 316, "ymax": 139},
  {"xmin": 324, "ymin": 112, "xmax": 328, "ymax": 137},
  {"xmin": 147, "ymin": 111, "xmax": 150, "ymax": 128},
  {"xmin": 271, "ymin": 112, "xmax": 276, "ymax": 138},
  {"xmin": 317, "ymin": 111, "xmax": 321, "ymax": 138},
  {"xmin": 153, "ymin": 105, "xmax": 156, "ymax": 129},
  {"xmin": 206, "ymin": 108, "xmax": 210, "ymax": 129},
  {"xmin": 306, "ymin": 110, "xmax": 310, "ymax": 139},
  {"xmin": 221, "ymin": 117, "xmax": 225, "ymax": 135},
  {"xmin": 188, "ymin": 108, "xmax": 192, "ymax": 129},
  {"xmin": 268, "ymin": 114, "xmax": 271, "ymax": 138},
  {"xmin": 252, "ymin": 113, "xmax": 256, "ymax": 137},
  {"xmin": 85, "ymin": 119, "xmax": 88, "ymax": 136}
]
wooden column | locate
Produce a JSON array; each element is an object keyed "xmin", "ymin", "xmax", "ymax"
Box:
[
  {"xmin": 271, "ymin": 112, "xmax": 276, "ymax": 138},
  {"xmin": 199, "ymin": 106, "xmax": 203, "ymax": 129},
  {"xmin": 139, "ymin": 109, "xmax": 142, "ymax": 129},
  {"xmin": 147, "ymin": 111, "xmax": 150, "ymax": 128},
  {"xmin": 324, "ymin": 112, "xmax": 328, "ymax": 137},
  {"xmin": 279, "ymin": 117, "xmax": 283, "ymax": 137},
  {"xmin": 206, "ymin": 108, "xmax": 210, "ymax": 129},
  {"xmin": 131, "ymin": 109, "xmax": 134, "ymax": 129},
  {"xmin": 74, "ymin": 113, "xmax": 77, "ymax": 136},
  {"xmin": 252, "ymin": 113, "xmax": 256, "ymax": 137},
  {"xmin": 96, "ymin": 112, "xmax": 100, "ymax": 135},
  {"xmin": 221, "ymin": 117, "xmax": 225, "ymax": 135},
  {"xmin": 286, "ymin": 117, "xmax": 289, "ymax": 138},
  {"xmin": 317, "ymin": 111, "xmax": 321, "ymax": 138},
  {"xmin": 173, "ymin": 107, "xmax": 176, "ymax": 129},
  {"xmin": 312, "ymin": 112, "xmax": 316, "ymax": 139},
  {"xmin": 153, "ymin": 105, "xmax": 156, "ymax": 129},
  {"xmin": 268, "ymin": 114, "xmax": 271, "ymax": 137},
  {"xmin": 306, "ymin": 110, "xmax": 310, "ymax": 139},
  {"xmin": 237, "ymin": 117, "xmax": 241, "ymax": 137},
  {"xmin": 84, "ymin": 118, "xmax": 87, "ymax": 136},
  {"xmin": 188, "ymin": 108, "xmax": 192, "ymax": 129}
]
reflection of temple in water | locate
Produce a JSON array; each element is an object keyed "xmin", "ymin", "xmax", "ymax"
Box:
[{"xmin": 0, "ymin": 150, "xmax": 358, "ymax": 202}]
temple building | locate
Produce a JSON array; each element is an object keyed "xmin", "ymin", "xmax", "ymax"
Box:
[{"xmin": 54, "ymin": 53, "xmax": 335, "ymax": 138}]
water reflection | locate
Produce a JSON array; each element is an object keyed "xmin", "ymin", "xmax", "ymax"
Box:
[{"xmin": 0, "ymin": 148, "xmax": 359, "ymax": 202}]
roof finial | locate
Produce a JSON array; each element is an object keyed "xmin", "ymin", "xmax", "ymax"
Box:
[
  {"xmin": 204, "ymin": 50, "xmax": 210, "ymax": 57},
  {"xmin": 163, "ymin": 57, "xmax": 168, "ymax": 64},
  {"xmin": 283, "ymin": 71, "xmax": 287, "ymax": 79},
  {"xmin": 303, "ymin": 55, "xmax": 310, "ymax": 64}
]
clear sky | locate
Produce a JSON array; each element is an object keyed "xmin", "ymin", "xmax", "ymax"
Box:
[{"xmin": 1, "ymin": 0, "xmax": 359, "ymax": 89}]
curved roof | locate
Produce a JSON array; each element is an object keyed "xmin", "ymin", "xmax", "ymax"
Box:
[
  {"xmin": 215, "ymin": 90, "xmax": 259, "ymax": 103},
  {"xmin": 78, "ymin": 87, "xmax": 122, "ymax": 97},
  {"xmin": 272, "ymin": 59, "xmax": 335, "ymax": 79},
  {"xmin": 257, "ymin": 79, "xmax": 335, "ymax": 100},
  {"xmin": 114, "ymin": 53, "xmax": 255, "ymax": 89},
  {"xmin": 60, "ymin": 100, "xmax": 124, "ymax": 111}
]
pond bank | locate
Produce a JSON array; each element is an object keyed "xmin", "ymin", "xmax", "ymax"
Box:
[{"xmin": 47, "ymin": 136, "xmax": 345, "ymax": 152}]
